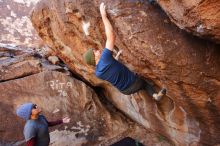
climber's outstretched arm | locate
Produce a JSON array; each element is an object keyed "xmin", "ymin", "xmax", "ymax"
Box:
[{"xmin": 100, "ymin": 3, "xmax": 115, "ymax": 51}]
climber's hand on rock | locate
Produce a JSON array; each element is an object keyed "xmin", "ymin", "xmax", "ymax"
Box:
[
  {"xmin": 115, "ymin": 50, "xmax": 123, "ymax": 60},
  {"xmin": 118, "ymin": 50, "xmax": 123, "ymax": 55},
  {"xmin": 100, "ymin": 2, "xmax": 107, "ymax": 17},
  {"xmin": 62, "ymin": 117, "xmax": 70, "ymax": 123}
]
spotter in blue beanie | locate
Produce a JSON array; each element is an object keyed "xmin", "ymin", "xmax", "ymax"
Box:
[{"xmin": 16, "ymin": 103, "xmax": 34, "ymax": 120}]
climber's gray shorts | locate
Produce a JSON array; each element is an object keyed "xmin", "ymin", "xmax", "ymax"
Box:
[
  {"xmin": 120, "ymin": 77, "xmax": 143, "ymax": 95},
  {"xmin": 120, "ymin": 76, "xmax": 154, "ymax": 96}
]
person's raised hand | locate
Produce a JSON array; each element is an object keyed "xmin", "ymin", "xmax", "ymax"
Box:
[
  {"xmin": 62, "ymin": 117, "xmax": 70, "ymax": 123},
  {"xmin": 100, "ymin": 2, "xmax": 107, "ymax": 17}
]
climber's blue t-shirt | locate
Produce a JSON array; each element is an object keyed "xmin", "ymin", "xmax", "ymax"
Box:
[{"xmin": 95, "ymin": 48, "xmax": 136, "ymax": 91}]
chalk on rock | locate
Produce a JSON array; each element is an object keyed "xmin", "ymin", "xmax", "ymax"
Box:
[
  {"xmin": 82, "ymin": 21, "xmax": 90, "ymax": 36},
  {"xmin": 52, "ymin": 108, "xmax": 60, "ymax": 114},
  {"xmin": 48, "ymin": 56, "xmax": 60, "ymax": 65}
]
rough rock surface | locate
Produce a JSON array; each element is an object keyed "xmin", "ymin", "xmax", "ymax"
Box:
[
  {"xmin": 31, "ymin": 0, "xmax": 220, "ymax": 145},
  {"xmin": 0, "ymin": 0, "xmax": 42, "ymax": 47},
  {"xmin": 156, "ymin": 0, "xmax": 220, "ymax": 43},
  {"xmin": 0, "ymin": 46, "xmax": 171, "ymax": 146},
  {"xmin": 0, "ymin": 71, "xmax": 127, "ymax": 146}
]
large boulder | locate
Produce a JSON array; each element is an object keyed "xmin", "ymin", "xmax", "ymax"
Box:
[
  {"xmin": 0, "ymin": 46, "xmax": 170, "ymax": 145},
  {"xmin": 156, "ymin": 0, "xmax": 220, "ymax": 43},
  {"xmin": 31, "ymin": 0, "xmax": 220, "ymax": 145},
  {"xmin": 0, "ymin": 70, "xmax": 128, "ymax": 145}
]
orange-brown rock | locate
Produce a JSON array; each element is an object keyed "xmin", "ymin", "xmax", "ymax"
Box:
[
  {"xmin": 31, "ymin": 0, "xmax": 220, "ymax": 145},
  {"xmin": 0, "ymin": 46, "xmax": 171, "ymax": 145},
  {"xmin": 0, "ymin": 70, "xmax": 128, "ymax": 145},
  {"xmin": 156, "ymin": 0, "xmax": 220, "ymax": 43},
  {"xmin": 0, "ymin": 45, "xmax": 63, "ymax": 82}
]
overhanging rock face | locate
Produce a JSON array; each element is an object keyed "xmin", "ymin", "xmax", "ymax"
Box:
[
  {"xmin": 157, "ymin": 0, "xmax": 220, "ymax": 43},
  {"xmin": 31, "ymin": 0, "xmax": 220, "ymax": 145}
]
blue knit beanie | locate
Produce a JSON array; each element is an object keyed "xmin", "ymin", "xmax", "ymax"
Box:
[{"xmin": 16, "ymin": 103, "xmax": 34, "ymax": 120}]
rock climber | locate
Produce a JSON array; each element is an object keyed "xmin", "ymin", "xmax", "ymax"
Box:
[
  {"xmin": 16, "ymin": 103, "xmax": 70, "ymax": 146},
  {"xmin": 83, "ymin": 3, "xmax": 166, "ymax": 101}
]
